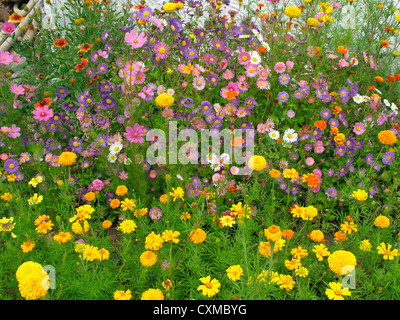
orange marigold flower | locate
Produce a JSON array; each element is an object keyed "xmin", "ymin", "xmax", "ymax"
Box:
[
  {"xmin": 395, "ymin": 74, "xmax": 400, "ymax": 81},
  {"xmin": 378, "ymin": 130, "xmax": 397, "ymax": 145},
  {"xmin": 374, "ymin": 76, "xmax": 385, "ymax": 82},
  {"xmin": 302, "ymin": 173, "xmax": 321, "ymax": 188},
  {"xmin": 314, "ymin": 120, "xmax": 327, "ymax": 130},
  {"xmin": 332, "ymin": 105, "xmax": 342, "ymax": 115},
  {"xmin": 368, "ymin": 85, "xmax": 376, "ymax": 91},
  {"xmin": 387, "ymin": 75, "xmax": 396, "ymax": 82},
  {"xmin": 282, "ymin": 229, "xmax": 294, "ymax": 240},
  {"xmin": 330, "ymin": 127, "xmax": 339, "ymax": 135},
  {"xmin": 334, "ymin": 231, "xmax": 348, "ymax": 243},
  {"xmin": 380, "ymin": 40, "xmax": 389, "ymax": 47},
  {"xmin": 110, "ymin": 198, "xmax": 121, "ymax": 209}
]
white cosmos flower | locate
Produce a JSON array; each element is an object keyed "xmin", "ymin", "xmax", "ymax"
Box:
[
  {"xmin": 384, "ymin": 99, "xmax": 391, "ymax": 107},
  {"xmin": 206, "ymin": 152, "xmax": 218, "ymax": 164},
  {"xmin": 269, "ymin": 129, "xmax": 280, "ymax": 140},
  {"xmin": 109, "ymin": 142, "xmax": 123, "ymax": 154},
  {"xmin": 249, "ymin": 51, "xmax": 262, "ymax": 64},
  {"xmin": 124, "ymin": 157, "xmax": 132, "ymax": 165},
  {"xmin": 391, "ymin": 103, "xmax": 398, "ymax": 114},
  {"xmin": 283, "ymin": 128, "xmax": 298, "ymax": 144}
]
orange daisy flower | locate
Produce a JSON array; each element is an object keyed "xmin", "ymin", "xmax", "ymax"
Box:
[
  {"xmin": 78, "ymin": 43, "xmax": 94, "ymax": 52},
  {"xmin": 34, "ymin": 97, "xmax": 53, "ymax": 109},
  {"xmin": 9, "ymin": 13, "xmax": 25, "ymax": 23},
  {"xmin": 75, "ymin": 58, "xmax": 89, "ymax": 72}
]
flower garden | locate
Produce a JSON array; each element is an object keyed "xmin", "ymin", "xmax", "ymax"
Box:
[{"xmin": 1, "ymin": 0, "xmax": 400, "ymax": 300}]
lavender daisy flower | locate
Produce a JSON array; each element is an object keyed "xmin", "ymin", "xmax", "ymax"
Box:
[
  {"xmin": 373, "ymin": 164, "xmax": 381, "ymax": 171},
  {"xmin": 277, "ymin": 91, "xmax": 289, "ymax": 103},
  {"xmin": 287, "ymin": 110, "xmax": 295, "ymax": 118},
  {"xmin": 368, "ymin": 184, "xmax": 378, "ymax": 196},
  {"xmin": 15, "ymin": 172, "xmax": 24, "ymax": 181},
  {"xmin": 101, "ymin": 30, "xmax": 111, "ymax": 41},
  {"xmin": 4, "ymin": 159, "xmax": 19, "ymax": 174},
  {"xmin": 279, "ymin": 181, "xmax": 288, "ymax": 190},
  {"xmin": 382, "ymin": 151, "xmax": 395, "ymax": 165},
  {"xmin": 337, "ymin": 166, "xmax": 348, "ymax": 178},
  {"xmin": 326, "ymin": 168, "xmax": 334, "ymax": 177},
  {"xmin": 97, "ymin": 64, "xmax": 108, "ymax": 74},
  {"xmin": 55, "ymin": 87, "xmax": 69, "ymax": 98},
  {"xmin": 335, "ymin": 145, "xmax": 346, "ymax": 156},
  {"xmin": 320, "ymin": 109, "xmax": 331, "ymax": 119},
  {"xmin": 279, "ymin": 74, "xmax": 290, "ymax": 85},
  {"xmin": 366, "ymin": 153, "xmax": 374, "ymax": 166},
  {"xmin": 326, "ymin": 187, "xmax": 337, "ymax": 198},
  {"xmin": 290, "ymin": 185, "xmax": 300, "ymax": 195},
  {"xmin": 358, "ymin": 168, "xmax": 366, "ymax": 178},
  {"xmin": 149, "ymin": 207, "xmax": 163, "ymax": 220}
]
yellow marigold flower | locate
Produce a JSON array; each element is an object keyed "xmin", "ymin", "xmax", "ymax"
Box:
[
  {"xmin": 21, "ymin": 241, "xmax": 35, "ymax": 253},
  {"xmin": 82, "ymin": 245, "xmax": 100, "ymax": 261},
  {"xmin": 352, "ymin": 189, "xmax": 368, "ymax": 202},
  {"xmin": 70, "ymin": 204, "xmax": 94, "ymax": 222},
  {"xmin": 395, "ymin": 13, "xmax": 400, "ymax": 22},
  {"xmin": 141, "ymin": 288, "xmax": 164, "ymax": 300},
  {"xmin": 140, "ymin": 250, "xmax": 158, "ymax": 267},
  {"xmin": 226, "ymin": 265, "xmax": 244, "ymax": 281},
  {"xmin": 290, "ymin": 205, "xmax": 304, "ymax": 218},
  {"xmin": 259, "ymin": 240, "xmax": 285, "ymax": 257},
  {"xmin": 230, "ymin": 202, "xmax": 252, "ymax": 219},
  {"xmin": 325, "ymin": 282, "xmax": 351, "ymax": 300},
  {"xmin": 334, "ymin": 132, "xmax": 346, "ymax": 145},
  {"xmin": 313, "ymin": 243, "xmax": 330, "ymax": 261},
  {"xmin": 180, "ymin": 211, "xmax": 191, "ymax": 220},
  {"xmin": 295, "ymin": 267, "xmax": 309, "ymax": 278},
  {"xmin": 121, "ymin": 198, "xmax": 136, "ymax": 211},
  {"xmin": 291, "ymin": 246, "xmax": 308, "ymax": 259},
  {"xmin": 160, "ymin": 194, "xmax": 168, "ymax": 204},
  {"xmin": 155, "ymin": 92, "xmax": 174, "ymax": 108},
  {"xmin": 117, "ymin": 219, "xmax": 137, "ymax": 234},
  {"xmin": 264, "ymin": 225, "xmax": 282, "ymax": 242},
  {"xmin": 102, "ymin": 220, "xmax": 112, "ymax": 229},
  {"xmin": 285, "ymin": 258, "xmax": 302, "ymax": 270},
  {"xmin": 53, "ymin": 231, "xmax": 72, "ymax": 244},
  {"xmin": 284, "ymin": 6, "xmax": 302, "ymax": 19},
  {"xmin": 378, "ymin": 130, "xmax": 397, "ymax": 145},
  {"xmin": 308, "ymin": 230, "xmax": 324, "ymax": 242},
  {"xmin": 359, "ymin": 239, "xmax": 372, "ymax": 251},
  {"xmin": 269, "ymin": 169, "xmax": 281, "ymax": 179},
  {"xmin": 277, "ymin": 274, "xmax": 296, "ymax": 292},
  {"xmin": 84, "ymin": 191, "xmax": 96, "ymax": 202},
  {"xmin": 163, "ymin": 2, "xmax": 178, "ymax": 12},
  {"xmin": 16, "ymin": 261, "xmax": 49, "ymax": 300},
  {"xmin": 0, "ymin": 216, "xmax": 15, "ymax": 232},
  {"xmin": 189, "ymin": 228, "xmax": 207, "ymax": 244},
  {"xmin": 307, "ymin": 17, "xmax": 319, "ymax": 26},
  {"xmin": 97, "ymin": 248, "xmax": 110, "ymax": 261},
  {"xmin": 115, "ymin": 185, "xmax": 128, "ymax": 196},
  {"xmin": 282, "ymin": 168, "xmax": 299, "ymax": 180},
  {"xmin": 34, "ymin": 215, "xmax": 54, "ymax": 234},
  {"xmin": 74, "ymin": 243, "xmax": 86, "ymax": 253},
  {"xmin": 377, "ymin": 242, "xmax": 398, "ymax": 260},
  {"xmin": 301, "ymin": 205, "xmax": 318, "ymax": 221},
  {"xmin": 1, "ymin": 192, "xmax": 14, "ymax": 201},
  {"xmin": 328, "ymin": 250, "xmax": 357, "ymax": 275},
  {"xmin": 162, "ymin": 230, "xmax": 180, "ymax": 243},
  {"xmin": 256, "ymin": 270, "xmax": 280, "ymax": 284},
  {"xmin": 114, "ymin": 289, "xmax": 132, "ymax": 300},
  {"xmin": 197, "ymin": 276, "xmax": 221, "ymax": 297},
  {"xmin": 71, "ymin": 220, "xmax": 89, "ymax": 235},
  {"xmin": 340, "ymin": 221, "xmax": 358, "ymax": 234},
  {"xmin": 145, "ymin": 232, "xmax": 164, "ymax": 251},
  {"xmin": 59, "ymin": 151, "xmax": 77, "ymax": 166},
  {"xmin": 248, "ymin": 155, "xmax": 267, "ymax": 171},
  {"xmin": 27, "ymin": 193, "xmax": 43, "ymax": 205},
  {"xmin": 374, "ymin": 215, "xmax": 390, "ymax": 228}
]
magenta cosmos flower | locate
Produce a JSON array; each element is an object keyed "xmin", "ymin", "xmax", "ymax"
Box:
[
  {"xmin": 125, "ymin": 29, "xmax": 147, "ymax": 49},
  {"xmin": 1, "ymin": 22, "xmax": 16, "ymax": 34},
  {"xmin": 33, "ymin": 105, "xmax": 54, "ymax": 122},
  {"xmin": 124, "ymin": 123, "xmax": 145, "ymax": 143}
]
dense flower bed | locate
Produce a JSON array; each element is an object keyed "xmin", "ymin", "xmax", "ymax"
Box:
[{"xmin": 1, "ymin": 0, "xmax": 400, "ymax": 300}]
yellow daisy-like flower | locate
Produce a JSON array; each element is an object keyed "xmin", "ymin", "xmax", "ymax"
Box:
[
  {"xmin": 226, "ymin": 265, "xmax": 244, "ymax": 281},
  {"xmin": 313, "ymin": 243, "xmax": 331, "ymax": 261},
  {"xmin": 340, "ymin": 221, "xmax": 358, "ymax": 234},
  {"xmin": 291, "ymin": 246, "xmax": 308, "ymax": 259},
  {"xmin": 295, "ymin": 267, "xmax": 309, "ymax": 278},
  {"xmin": 359, "ymin": 239, "xmax": 372, "ymax": 251},
  {"xmin": 282, "ymin": 168, "xmax": 299, "ymax": 180},
  {"xmin": 325, "ymin": 282, "xmax": 351, "ymax": 300},
  {"xmin": 71, "ymin": 220, "xmax": 89, "ymax": 235},
  {"xmin": 140, "ymin": 250, "xmax": 158, "ymax": 267},
  {"xmin": 374, "ymin": 215, "xmax": 390, "ymax": 228},
  {"xmin": 377, "ymin": 242, "xmax": 398, "ymax": 260},
  {"xmin": 328, "ymin": 250, "xmax": 357, "ymax": 275},
  {"xmin": 155, "ymin": 92, "xmax": 174, "ymax": 108},
  {"xmin": 34, "ymin": 215, "xmax": 54, "ymax": 234},
  {"xmin": 114, "ymin": 289, "xmax": 132, "ymax": 300},
  {"xmin": 21, "ymin": 241, "xmax": 35, "ymax": 253},
  {"xmin": 352, "ymin": 189, "xmax": 368, "ymax": 202},
  {"xmin": 70, "ymin": 204, "xmax": 94, "ymax": 222},
  {"xmin": 120, "ymin": 198, "xmax": 137, "ymax": 211},
  {"xmin": 117, "ymin": 219, "xmax": 137, "ymax": 234},
  {"xmin": 141, "ymin": 288, "xmax": 164, "ymax": 300},
  {"xmin": 162, "ymin": 230, "xmax": 180, "ymax": 243},
  {"xmin": 59, "ymin": 151, "xmax": 77, "ymax": 166},
  {"xmin": 284, "ymin": 258, "xmax": 302, "ymax": 270},
  {"xmin": 276, "ymin": 274, "xmax": 296, "ymax": 292},
  {"xmin": 197, "ymin": 276, "xmax": 221, "ymax": 297},
  {"xmin": 97, "ymin": 248, "xmax": 110, "ymax": 261},
  {"xmin": 180, "ymin": 211, "xmax": 191, "ymax": 220},
  {"xmin": 219, "ymin": 215, "xmax": 236, "ymax": 227},
  {"xmin": 169, "ymin": 187, "xmax": 184, "ymax": 202},
  {"xmin": 0, "ymin": 216, "xmax": 15, "ymax": 232},
  {"xmin": 27, "ymin": 193, "xmax": 43, "ymax": 205},
  {"xmin": 28, "ymin": 176, "xmax": 43, "ymax": 188},
  {"xmin": 82, "ymin": 245, "xmax": 100, "ymax": 261},
  {"xmin": 53, "ymin": 231, "xmax": 72, "ymax": 244}
]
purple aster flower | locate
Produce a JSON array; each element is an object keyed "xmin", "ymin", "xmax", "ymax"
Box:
[
  {"xmin": 287, "ymin": 110, "xmax": 295, "ymax": 118},
  {"xmin": 366, "ymin": 153, "xmax": 374, "ymax": 166},
  {"xmin": 55, "ymin": 87, "xmax": 69, "ymax": 98},
  {"xmin": 290, "ymin": 185, "xmax": 300, "ymax": 195},
  {"xmin": 4, "ymin": 159, "xmax": 19, "ymax": 174},
  {"xmin": 279, "ymin": 73, "xmax": 290, "ymax": 85},
  {"xmin": 368, "ymin": 184, "xmax": 378, "ymax": 196},
  {"xmin": 15, "ymin": 172, "xmax": 24, "ymax": 181},
  {"xmin": 101, "ymin": 30, "xmax": 111, "ymax": 41},
  {"xmin": 310, "ymin": 128, "xmax": 321, "ymax": 140},
  {"xmin": 320, "ymin": 109, "xmax": 331, "ymax": 119},
  {"xmin": 207, "ymin": 73, "xmax": 220, "ymax": 85},
  {"xmin": 279, "ymin": 181, "xmax": 287, "ymax": 190},
  {"xmin": 184, "ymin": 47, "xmax": 197, "ymax": 60},
  {"xmin": 277, "ymin": 91, "xmax": 289, "ymax": 103},
  {"xmin": 373, "ymin": 163, "xmax": 381, "ymax": 171},
  {"xmin": 326, "ymin": 168, "xmax": 334, "ymax": 177},
  {"xmin": 335, "ymin": 145, "xmax": 346, "ymax": 156},
  {"xmin": 337, "ymin": 165, "xmax": 348, "ymax": 178},
  {"xmin": 97, "ymin": 63, "xmax": 108, "ymax": 74},
  {"xmin": 326, "ymin": 187, "xmax": 337, "ymax": 198},
  {"xmin": 382, "ymin": 151, "xmax": 395, "ymax": 165}
]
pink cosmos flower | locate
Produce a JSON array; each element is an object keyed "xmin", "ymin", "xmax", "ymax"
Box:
[
  {"xmin": 125, "ymin": 29, "xmax": 147, "ymax": 49},
  {"xmin": 124, "ymin": 123, "xmax": 145, "ymax": 143},
  {"xmin": 1, "ymin": 22, "xmax": 16, "ymax": 34},
  {"xmin": 286, "ymin": 61, "xmax": 294, "ymax": 70},
  {"xmin": 10, "ymin": 84, "xmax": 25, "ymax": 98},
  {"xmin": 8, "ymin": 124, "xmax": 20, "ymax": 139},
  {"xmin": 33, "ymin": 105, "xmax": 54, "ymax": 122},
  {"xmin": 0, "ymin": 50, "xmax": 13, "ymax": 65}
]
